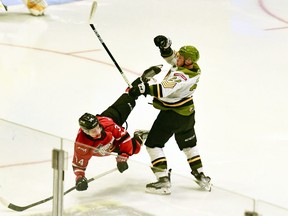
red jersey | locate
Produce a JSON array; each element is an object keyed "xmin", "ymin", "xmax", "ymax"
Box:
[{"xmin": 72, "ymin": 116, "xmax": 133, "ymax": 178}]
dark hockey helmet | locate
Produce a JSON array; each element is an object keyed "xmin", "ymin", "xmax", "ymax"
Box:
[
  {"xmin": 79, "ymin": 113, "xmax": 99, "ymax": 130},
  {"xmin": 178, "ymin": 45, "xmax": 200, "ymax": 63}
]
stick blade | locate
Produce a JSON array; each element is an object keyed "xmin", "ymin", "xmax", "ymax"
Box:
[
  {"xmin": 8, "ymin": 203, "xmax": 27, "ymax": 212},
  {"xmin": 0, "ymin": 196, "xmax": 26, "ymax": 212},
  {"xmin": 89, "ymin": 1, "xmax": 98, "ymax": 24}
]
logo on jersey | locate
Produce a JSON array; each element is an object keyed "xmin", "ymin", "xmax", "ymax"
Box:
[
  {"xmin": 174, "ymin": 72, "xmax": 187, "ymax": 81},
  {"xmin": 94, "ymin": 143, "xmax": 113, "ymax": 156},
  {"xmin": 77, "ymin": 146, "xmax": 88, "ymax": 153}
]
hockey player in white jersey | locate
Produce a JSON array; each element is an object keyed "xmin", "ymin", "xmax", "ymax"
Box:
[
  {"xmin": 128, "ymin": 35, "xmax": 211, "ymax": 194},
  {"xmin": 23, "ymin": 0, "xmax": 48, "ymax": 16},
  {"xmin": 0, "ymin": 0, "xmax": 47, "ymax": 15}
]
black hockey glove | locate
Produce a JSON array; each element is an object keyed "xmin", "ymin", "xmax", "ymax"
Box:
[
  {"xmin": 116, "ymin": 155, "xmax": 129, "ymax": 173},
  {"xmin": 154, "ymin": 35, "xmax": 171, "ymax": 49},
  {"xmin": 154, "ymin": 35, "xmax": 173, "ymax": 57},
  {"xmin": 128, "ymin": 82, "xmax": 150, "ymax": 100},
  {"xmin": 131, "ymin": 77, "xmax": 143, "ymax": 87},
  {"xmin": 117, "ymin": 162, "xmax": 128, "ymax": 173},
  {"xmin": 76, "ymin": 176, "xmax": 88, "ymax": 191}
]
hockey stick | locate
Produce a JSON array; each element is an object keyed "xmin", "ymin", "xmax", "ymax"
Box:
[
  {"xmin": 0, "ymin": 0, "xmax": 7, "ymax": 11},
  {"xmin": 88, "ymin": 1, "xmax": 132, "ymax": 87},
  {"xmin": 0, "ymin": 167, "xmax": 117, "ymax": 212}
]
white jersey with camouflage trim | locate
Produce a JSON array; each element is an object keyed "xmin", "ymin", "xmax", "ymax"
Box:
[{"xmin": 158, "ymin": 51, "xmax": 201, "ymax": 103}]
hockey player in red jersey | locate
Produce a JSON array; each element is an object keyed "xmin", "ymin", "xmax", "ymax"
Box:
[{"xmin": 72, "ymin": 92, "xmax": 149, "ymax": 191}]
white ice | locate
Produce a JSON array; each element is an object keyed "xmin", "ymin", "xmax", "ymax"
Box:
[{"xmin": 1, "ymin": 0, "xmax": 288, "ymax": 215}]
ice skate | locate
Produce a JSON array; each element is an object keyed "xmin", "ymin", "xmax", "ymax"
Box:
[
  {"xmin": 133, "ymin": 130, "xmax": 149, "ymax": 145},
  {"xmin": 24, "ymin": 0, "xmax": 48, "ymax": 16},
  {"xmin": 191, "ymin": 171, "xmax": 212, "ymax": 191},
  {"xmin": 145, "ymin": 176, "xmax": 171, "ymax": 195}
]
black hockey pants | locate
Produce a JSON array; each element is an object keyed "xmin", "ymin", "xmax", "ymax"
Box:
[
  {"xmin": 145, "ymin": 110, "xmax": 197, "ymax": 150},
  {"xmin": 100, "ymin": 93, "xmax": 136, "ymax": 127}
]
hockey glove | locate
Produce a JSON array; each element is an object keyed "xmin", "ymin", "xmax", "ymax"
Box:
[
  {"xmin": 141, "ymin": 65, "xmax": 162, "ymax": 82},
  {"xmin": 76, "ymin": 176, "xmax": 88, "ymax": 191},
  {"xmin": 154, "ymin": 35, "xmax": 171, "ymax": 49},
  {"xmin": 131, "ymin": 64, "xmax": 162, "ymax": 86},
  {"xmin": 116, "ymin": 154, "xmax": 129, "ymax": 173},
  {"xmin": 154, "ymin": 35, "xmax": 173, "ymax": 57},
  {"xmin": 131, "ymin": 77, "xmax": 143, "ymax": 87},
  {"xmin": 128, "ymin": 82, "xmax": 150, "ymax": 100}
]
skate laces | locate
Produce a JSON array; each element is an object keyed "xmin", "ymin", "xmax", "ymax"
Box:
[
  {"xmin": 147, "ymin": 176, "xmax": 171, "ymax": 188},
  {"xmin": 197, "ymin": 172, "xmax": 210, "ymax": 181}
]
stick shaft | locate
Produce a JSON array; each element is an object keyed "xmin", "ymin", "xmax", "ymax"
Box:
[
  {"xmin": 89, "ymin": 24, "xmax": 132, "ymax": 87},
  {"xmin": 1, "ymin": 168, "xmax": 117, "ymax": 212},
  {"xmin": 89, "ymin": 1, "xmax": 132, "ymax": 87}
]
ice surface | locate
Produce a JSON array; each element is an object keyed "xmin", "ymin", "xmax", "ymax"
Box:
[{"xmin": 1, "ymin": 0, "xmax": 288, "ymax": 215}]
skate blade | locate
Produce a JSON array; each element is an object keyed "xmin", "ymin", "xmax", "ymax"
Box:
[{"xmin": 145, "ymin": 187, "xmax": 171, "ymax": 195}]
